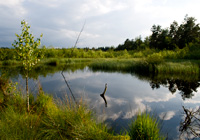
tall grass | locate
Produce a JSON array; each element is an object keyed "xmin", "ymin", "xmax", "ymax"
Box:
[
  {"xmin": 0, "ymin": 107, "xmax": 40, "ymax": 139},
  {"xmin": 41, "ymin": 58, "xmax": 92, "ymax": 66},
  {"xmin": 0, "ymin": 84, "xmax": 129, "ymax": 140},
  {"xmin": 156, "ymin": 62, "xmax": 199, "ymax": 74},
  {"xmin": 128, "ymin": 111, "xmax": 165, "ymax": 140},
  {"xmin": 89, "ymin": 59, "xmax": 200, "ymax": 75}
]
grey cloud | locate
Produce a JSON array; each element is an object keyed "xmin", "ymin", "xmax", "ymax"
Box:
[{"xmin": 1, "ymin": 0, "xmax": 200, "ymax": 47}]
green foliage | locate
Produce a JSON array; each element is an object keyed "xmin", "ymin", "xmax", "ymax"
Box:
[
  {"xmin": 146, "ymin": 53, "xmax": 164, "ymax": 64},
  {"xmin": 156, "ymin": 62, "xmax": 199, "ymax": 74},
  {"xmin": 115, "ymin": 36, "xmax": 148, "ymax": 51},
  {"xmin": 12, "ymin": 20, "xmax": 43, "ymax": 71},
  {"xmin": 149, "ymin": 15, "xmax": 200, "ymax": 50},
  {"xmin": 128, "ymin": 111, "xmax": 165, "ymax": 140},
  {"xmin": 132, "ymin": 51, "xmax": 144, "ymax": 58},
  {"xmin": 0, "ymin": 48, "xmax": 16, "ymax": 60}
]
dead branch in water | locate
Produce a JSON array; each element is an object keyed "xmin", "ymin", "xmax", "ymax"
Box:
[
  {"xmin": 100, "ymin": 83, "xmax": 107, "ymax": 107},
  {"xmin": 179, "ymin": 106, "xmax": 200, "ymax": 138}
]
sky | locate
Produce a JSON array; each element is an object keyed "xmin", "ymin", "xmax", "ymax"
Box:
[{"xmin": 0, "ymin": 0, "xmax": 200, "ymax": 48}]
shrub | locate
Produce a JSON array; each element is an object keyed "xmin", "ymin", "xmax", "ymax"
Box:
[
  {"xmin": 133, "ymin": 51, "xmax": 144, "ymax": 58},
  {"xmin": 146, "ymin": 53, "xmax": 164, "ymax": 64}
]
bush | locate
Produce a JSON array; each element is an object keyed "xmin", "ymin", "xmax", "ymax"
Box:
[{"xmin": 146, "ymin": 53, "xmax": 164, "ymax": 64}]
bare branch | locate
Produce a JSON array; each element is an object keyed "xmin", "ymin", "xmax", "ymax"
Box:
[{"xmin": 73, "ymin": 20, "xmax": 86, "ymax": 48}]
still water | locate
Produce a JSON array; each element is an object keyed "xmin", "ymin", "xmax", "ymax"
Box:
[{"xmin": 5, "ymin": 65, "xmax": 200, "ymax": 139}]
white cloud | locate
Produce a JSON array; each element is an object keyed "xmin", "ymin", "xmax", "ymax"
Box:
[
  {"xmin": 183, "ymin": 90, "xmax": 200, "ymax": 104},
  {"xmin": 109, "ymin": 111, "xmax": 123, "ymax": 121},
  {"xmin": 143, "ymin": 91, "xmax": 176, "ymax": 103},
  {"xmin": 0, "ymin": 0, "xmax": 26, "ymax": 17},
  {"xmin": 0, "ymin": 0, "xmax": 24, "ymax": 6},
  {"xmin": 133, "ymin": 0, "xmax": 153, "ymax": 12},
  {"xmin": 85, "ymin": 95, "xmax": 131, "ymax": 121},
  {"xmin": 27, "ymin": 0, "xmax": 66, "ymax": 8},
  {"xmin": 106, "ymin": 96, "xmax": 128, "ymax": 107},
  {"xmin": 159, "ymin": 111, "xmax": 176, "ymax": 120},
  {"xmin": 60, "ymin": 29, "xmax": 100, "ymax": 40},
  {"xmin": 78, "ymin": 0, "xmax": 128, "ymax": 19},
  {"xmin": 123, "ymin": 98, "xmax": 149, "ymax": 119}
]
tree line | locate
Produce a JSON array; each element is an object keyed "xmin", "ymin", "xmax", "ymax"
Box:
[{"xmin": 115, "ymin": 15, "xmax": 200, "ymax": 50}]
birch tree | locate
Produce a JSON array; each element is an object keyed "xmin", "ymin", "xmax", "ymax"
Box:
[{"xmin": 12, "ymin": 20, "xmax": 43, "ymax": 112}]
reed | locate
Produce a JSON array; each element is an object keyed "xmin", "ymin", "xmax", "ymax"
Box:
[
  {"xmin": 156, "ymin": 62, "xmax": 199, "ymax": 74},
  {"xmin": 89, "ymin": 59, "xmax": 200, "ymax": 75},
  {"xmin": 128, "ymin": 111, "xmax": 165, "ymax": 140},
  {"xmin": 41, "ymin": 58, "xmax": 93, "ymax": 66}
]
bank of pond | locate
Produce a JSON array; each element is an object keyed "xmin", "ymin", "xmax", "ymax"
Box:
[
  {"xmin": 0, "ymin": 58, "xmax": 200, "ymax": 75},
  {"xmin": 0, "ymin": 82, "xmax": 164, "ymax": 140},
  {"xmin": 0, "ymin": 59, "xmax": 200, "ymax": 139}
]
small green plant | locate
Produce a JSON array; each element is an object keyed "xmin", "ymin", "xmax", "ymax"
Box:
[
  {"xmin": 12, "ymin": 20, "xmax": 43, "ymax": 112},
  {"xmin": 128, "ymin": 111, "xmax": 165, "ymax": 140}
]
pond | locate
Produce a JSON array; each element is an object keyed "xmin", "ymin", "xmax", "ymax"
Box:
[{"xmin": 2, "ymin": 64, "xmax": 200, "ymax": 139}]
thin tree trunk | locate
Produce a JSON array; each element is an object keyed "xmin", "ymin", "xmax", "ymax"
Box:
[{"xmin": 26, "ymin": 72, "xmax": 29, "ymax": 112}]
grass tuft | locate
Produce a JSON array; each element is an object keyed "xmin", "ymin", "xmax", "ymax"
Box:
[{"xmin": 128, "ymin": 111, "xmax": 165, "ymax": 140}]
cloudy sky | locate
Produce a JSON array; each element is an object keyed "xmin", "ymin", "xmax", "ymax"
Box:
[{"xmin": 1, "ymin": 0, "xmax": 200, "ymax": 48}]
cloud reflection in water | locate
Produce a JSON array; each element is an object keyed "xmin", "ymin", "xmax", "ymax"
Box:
[{"xmin": 33, "ymin": 68, "xmax": 200, "ymax": 139}]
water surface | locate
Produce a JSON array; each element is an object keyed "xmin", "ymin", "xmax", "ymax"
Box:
[{"xmin": 3, "ymin": 65, "xmax": 200, "ymax": 139}]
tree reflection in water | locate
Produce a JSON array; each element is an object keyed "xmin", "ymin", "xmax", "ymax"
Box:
[
  {"xmin": 179, "ymin": 106, "xmax": 200, "ymax": 139},
  {"xmin": 150, "ymin": 79, "xmax": 200, "ymax": 100}
]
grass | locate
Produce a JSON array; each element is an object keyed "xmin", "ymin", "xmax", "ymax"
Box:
[
  {"xmin": 0, "ymin": 58, "xmax": 93, "ymax": 67},
  {"xmin": 89, "ymin": 59, "xmax": 200, "ymax": 75},
  {"xmin": 0, "ymin": 60, "xmax": 21, "ymax": 66},
  {"xmin": 156, "ymin": 62, "xmax": 199, "ymax": 74},
  {"xmin": 0, "ymin": 93, "xmax": 112, "ymax": 139},
  {"xmin": 0, "ymin": 79, "xmax": 130, "ymax": 140},
  {"xmin": 89, "ymin": 59, "xmax": 142, "ymax": 73},
  {"xmin": 128, "ymin": 111, "xmax": 165, "ymax": 140},
  {"xmin": 40, "ymin": 58, "xmax": 93, "ymax": 66}
]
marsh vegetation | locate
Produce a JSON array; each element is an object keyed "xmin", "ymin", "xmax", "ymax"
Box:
[{"xmin": 1, "ymin": 15, "xmax": 200, "ymax": 139}]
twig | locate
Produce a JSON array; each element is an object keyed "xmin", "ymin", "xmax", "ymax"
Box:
[
  {"xmin": 61, "ymin": 71, "xmax": 77, "ymax": 104},
  {"xmin": 180, "ymin": 106, "xmax": 200, "ymax": 138},
  {"xmin": 73, "ymin": 20, "xmax": 86, "ymax": 48}
]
